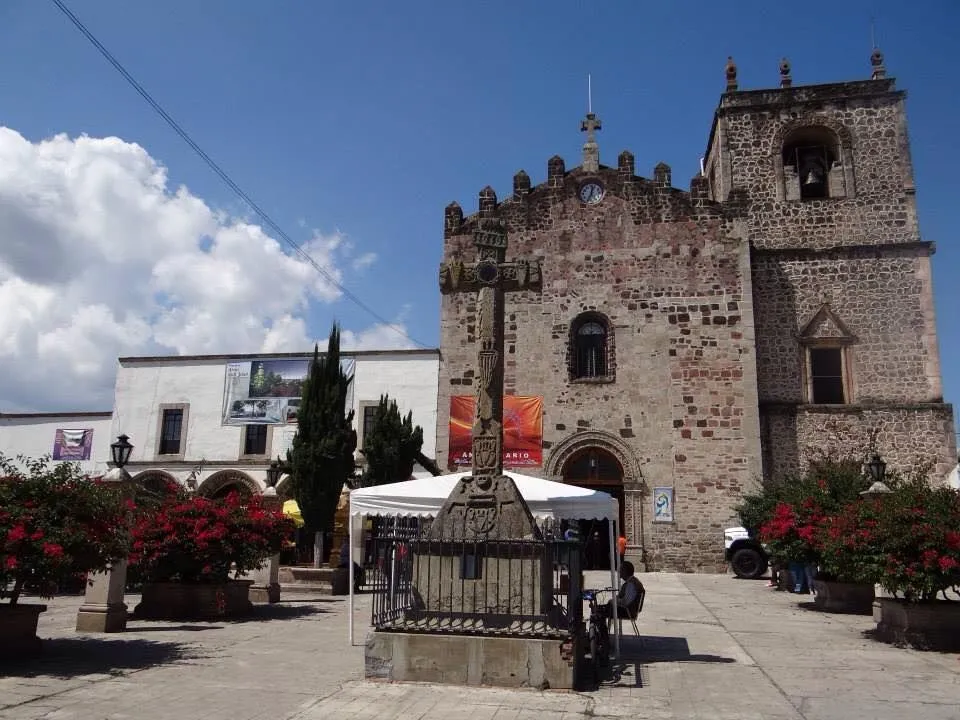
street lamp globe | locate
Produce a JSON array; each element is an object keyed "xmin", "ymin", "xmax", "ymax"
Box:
[{"xmin": 110, "ymin": 434, "xmax": 133, "ymax": 468}]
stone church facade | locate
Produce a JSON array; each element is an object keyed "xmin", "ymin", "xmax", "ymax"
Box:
[{"xmin": 436, "ymin": 54, "xmax": 956, "ymax": 572}]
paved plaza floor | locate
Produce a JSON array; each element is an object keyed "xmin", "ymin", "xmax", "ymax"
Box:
[{"xmin": 2, "ymin": 572, "xmax": 959, "ymax": 720}]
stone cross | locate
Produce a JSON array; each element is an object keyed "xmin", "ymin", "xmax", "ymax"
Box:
[
  {"xmin": 580, "ymin": 112, "xmax": 601, "ymax": 172},
  {"xmin": 580, "ymin": 112, "xmax": 601, "ymax": 144},
  {"xmin": 432, "ymin": 211, "xmax": 543, "ymax": 540}
]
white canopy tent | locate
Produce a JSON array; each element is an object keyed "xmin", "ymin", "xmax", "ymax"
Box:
[{"xmin": 348, "ymin": 470, "xmax": 622, "ymax": 656}]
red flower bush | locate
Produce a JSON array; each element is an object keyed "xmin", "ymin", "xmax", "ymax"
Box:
[
  {"xmin": 871, "ymin": 478, "xmax": 960, "ymax": 602},
  {"xmin": 130, "ymin": 490, "xmax": 294, "ymax": 584},
  {"xmin": 0, "ymin": 454, "xmax": 131, "ymax": 605},
  {"xmin": 813, "ymin": 496, "xmax": 885, "ymax": 585}
]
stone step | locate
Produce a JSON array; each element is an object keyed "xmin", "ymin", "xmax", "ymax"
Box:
[
  {"xmin": 278, "ymin": 566, "xmax": 335, "ymax": 585},
  {"xmin": 280, "ymin": 582, "xmax": 332, "ymax": 596}
]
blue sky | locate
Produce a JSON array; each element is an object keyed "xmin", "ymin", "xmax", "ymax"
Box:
[{"xmin": 0, "ymin": 0, "xmax": 957, "ymax": 420}]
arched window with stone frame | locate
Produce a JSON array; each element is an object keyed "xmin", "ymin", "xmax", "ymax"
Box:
[
  {"xmin": 779, "ymin": 125, "xmax": 850, "ymax": 201},
  {"xmin": 569, "ymin": 312, "xmax": 615, "ymax": 382}
]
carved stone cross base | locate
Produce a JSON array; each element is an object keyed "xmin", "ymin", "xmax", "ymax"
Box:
[{"xmin": 428, "ymin": 474, "xmax": 541, "ymax": 542}]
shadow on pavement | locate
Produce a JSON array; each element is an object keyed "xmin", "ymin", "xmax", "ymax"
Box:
[
  {"xmin": 581, "ymin": 635, "xmax": 737, "ymax": 692},
  {"xmin": 0, "ymin": 637, "xmax": 196, "ymax": 679},
  {"xmin": 618, "ymin": 635, "xmax": 736, "ymax": 664}
]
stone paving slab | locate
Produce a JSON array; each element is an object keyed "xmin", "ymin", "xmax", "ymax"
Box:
[{"xmin": 1, "ymin": 573, "xmax": 958, "ymax": 720}]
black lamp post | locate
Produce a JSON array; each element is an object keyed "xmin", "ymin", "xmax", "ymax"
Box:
[
  {"xmin": 110, "ymin": 434, "xmax": 133, "ymax": 469},
  {"xmin": 861, "ymin": 453, "xmax": 893, "ymax": 496},
  {"xmin": 266, "ymin": 457, "xmax": 288, "ymax": 488}
]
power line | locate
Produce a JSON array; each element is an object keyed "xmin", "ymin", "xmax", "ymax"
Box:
[{"xmin": 49, "ymin": 0, "xmax": 428, "ymax": 349}]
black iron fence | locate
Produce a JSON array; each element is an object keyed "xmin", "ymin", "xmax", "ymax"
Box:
[{"xmin": 369, "ymin": 523, "xmax": 583, "ymax": 639}]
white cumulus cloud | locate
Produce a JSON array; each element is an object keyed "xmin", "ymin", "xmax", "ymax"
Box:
[{"xmin": 0, "ymin": 127, "xmax": 397, "ymax": 412}]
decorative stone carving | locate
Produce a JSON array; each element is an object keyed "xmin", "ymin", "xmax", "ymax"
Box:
[{"xmin": 433, "ymin": 207, "xmax": 543, "ymax": 541}]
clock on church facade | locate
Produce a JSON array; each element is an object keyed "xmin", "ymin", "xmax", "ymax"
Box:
[{"xmin": 435, "ymin": 54, "xmax": 956, "ymax": 573}]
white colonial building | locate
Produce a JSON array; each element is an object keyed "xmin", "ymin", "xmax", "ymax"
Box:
[
  {"xmin": 108, "ymin": 349, "xmax": 440, "ymax": 497},
  {"xmin": 1, "ymin": 349, "xmax": 440, "ymax": 496},
  {"xmin": 0, "ymin": 411, "xmax": 114, "ymax": 475}
]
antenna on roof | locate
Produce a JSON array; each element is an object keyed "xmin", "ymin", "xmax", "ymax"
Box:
[
  {"xmin": 870, "ymin": 16, "xmax": 877, "ymax": 49},
  {"xmin": 588, "ymin": 74, "xmax": 593, "ymax": 114}
]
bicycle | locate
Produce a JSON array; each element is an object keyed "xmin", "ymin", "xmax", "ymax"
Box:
[{"xmin": 582, "ymin": 587, "xmax": 612, "ymax": 671}]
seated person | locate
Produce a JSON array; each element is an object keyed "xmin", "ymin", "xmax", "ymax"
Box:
[
  {"xmin": 337, "ymin": 539, "xmax": 364, "ymax": 592},
  {"xmin": 599, "ymin": 560, "xmax": 644, "ymax": 622}
]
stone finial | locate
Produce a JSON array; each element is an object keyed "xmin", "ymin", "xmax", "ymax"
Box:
[
  {"xmin": 547, "ymin": 155, "xmax": 565, "ymax": 187},
  {"xmin": 478, "ymin": 186, "xmax": 497, "ymax": 215},
  {"xmin": 725, "ymin": 56, "xmax": 738, "ymax": 91},
  {"xmin": 513, "ymin": 169, "xmax": 531, "ymax": 197},
  {"xmin": 779, "ymin": 57, "xmax": 792, "ymax": 88},
  {"xmin": 653, "ymin": 162, "xmax": 672, "ymax": 188},
  {"xmin": 690, "ymin": 175, "xmax": 709, "ymax": 202},
  {"xmin": 871, "ymin": 48, "xmax": 886, "ymax": 80},
  {"xmin": 444, "ymin": 201, "xmax": 463, "ymax": 237},
  {"xmin": 618, "ymin": 150, "xmax": 635, "ymax": 177}
]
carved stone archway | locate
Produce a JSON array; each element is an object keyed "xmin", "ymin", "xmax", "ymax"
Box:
[
  {"xmin": 546, "ymin": 430, "xmax": 647, "ymax": 568},
  {"xmin": 131, "ymin": 469, "xmax": 179, "ymax": 490},
  {"xmin": 197, "ymin": 469, "xmax": 260, "ymax": 498},
  {"xmin": 545, "ymin": 430, "xmax": 643, "ymax": 488}
]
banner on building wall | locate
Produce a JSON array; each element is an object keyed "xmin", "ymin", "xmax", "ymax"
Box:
[
  {"xmin": 52, "ymin": 428, "xmax": 94, "ymax": 461},
  {"xmin": 221, "ymin": 356, "xmax": 355, "ymax": 426},
  {"xmin": 448, "ymin": 396, "xmax": 543, "ymax": 467}
]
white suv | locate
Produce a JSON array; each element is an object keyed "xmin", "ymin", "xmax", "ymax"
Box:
[{"xmin": 724, "ymin": 526, "xmax": 769, "ymax": 579}]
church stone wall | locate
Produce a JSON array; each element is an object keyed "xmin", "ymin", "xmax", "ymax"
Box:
[
  {"xmin": 438, "ymin": 170, "xmax": 763, "ymax": 572},
  {"xmin": 752, "ymin": 245, "xmax": 942, "ymax": 404},
  {"xmin": 713, "ymin": 80, "xmax": 919, "ymax": 251},
  {"xmin": 761, "ymin": 404, "xmax": 956, "ymax": 485}
]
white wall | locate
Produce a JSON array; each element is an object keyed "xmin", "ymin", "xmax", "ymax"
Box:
[
  {"xmin": 0, "ymin": 413, "xmax": 113, "ymax": 475},
  {"xmin": 352, "ymin": 352, "xmax": 440, "ymax": 458},
  {"xmin": 110, "ymin": 350, "xmax": 440, "ymax": 488}
]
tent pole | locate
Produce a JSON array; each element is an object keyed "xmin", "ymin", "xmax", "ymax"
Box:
[
  {"xmin": 348, "ymin": 508, "xmax": 354, "ymax": 645},
  {"xmin": 610, "ymin": 511, "xmax": 620, "ymax": 660}
]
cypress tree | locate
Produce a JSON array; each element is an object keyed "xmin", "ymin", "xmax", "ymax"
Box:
[
  {"xmin": 288, "ymin": 325, "xmax": 357, "ymax": 558},
  {"xmin": 360, "ymin": 394, "xmax": 424, "ymax": 487}
]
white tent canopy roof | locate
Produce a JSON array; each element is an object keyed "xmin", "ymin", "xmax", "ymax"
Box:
[{"xmin": 349, "ymin": 470, "xmax": 617, "ymax": 522}]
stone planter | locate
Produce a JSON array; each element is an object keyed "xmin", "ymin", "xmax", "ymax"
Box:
[
  {"xmin": 134, "ymin": 580, "xmax": 253, "ymax": 621},
  {"xmin": 0, "ymin": 603, "xmax": 47, "ymax": 655},
  {"xmin": 875, "ymin": 598, "xmax": 960, "ymax": 651},
  {"xmin": 812, "ymin": 580, "xmax": 874, "ymax": 614}
]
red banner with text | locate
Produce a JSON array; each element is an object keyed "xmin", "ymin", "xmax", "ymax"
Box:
[{"xmin": 449, "ymin": 396, "xmax": 543, "ymax": 467}]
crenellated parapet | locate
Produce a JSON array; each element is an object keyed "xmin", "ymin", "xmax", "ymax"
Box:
[{"xmin": 442, "ymin": 155, "xmax": 724, "ymax": 242}]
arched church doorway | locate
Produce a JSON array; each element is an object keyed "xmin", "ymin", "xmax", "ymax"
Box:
[{"xmin": 561, "ymin": 447, "xmax": 625, "ymax": 571}]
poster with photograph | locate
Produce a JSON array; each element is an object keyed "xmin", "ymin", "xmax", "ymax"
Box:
[
  {"xmin": 52, "ymin": 428, "xmax": 93, "ymax": 461},
  {"xmin": 448, "ymin": 396, "xmax": 543, "ymax": 467},
  {"xmin": 222, "ymin": 356, "xmax": 355, "ymax": 426}
]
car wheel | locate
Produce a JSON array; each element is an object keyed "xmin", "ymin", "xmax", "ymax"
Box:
[{"xmin": 731, "ymin": 547, "xmax": 767, "ymax": 579}]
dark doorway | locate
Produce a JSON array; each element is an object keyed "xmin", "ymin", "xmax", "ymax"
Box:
[{"xmin": 561, "ymin": 447, "xmax": 626, "ymax": 571}]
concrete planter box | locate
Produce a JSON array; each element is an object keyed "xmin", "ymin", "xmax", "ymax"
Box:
[
  {"xmin": 875, "ymin": 598, "xmax": 960, "ymax": 651},
  {"xmin": 812, "ymin": 580, "xmax": 874, "ymax": 614},
  {"xmin": 134, "ymin": 580, "xmax": 253, "ymax": 620},
  {"xmin": 0, "ymin": 603, "xmax": 47, "ymax": 656}
]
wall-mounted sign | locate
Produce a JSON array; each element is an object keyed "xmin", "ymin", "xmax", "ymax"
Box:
[
  {"xmin": 653, "ymin": 486, "xmax": 674, "ymax": 523},
  {"xmin": 222, "ymin": 356, "xmax": 355, "ymax": 426},
  {"xmin": 448, "ymin": 396, "xmax": 543, "ymax": 467},
  {"xmin": 53, "ymin": 429, "xmax": 93, "ymax": 461}
]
